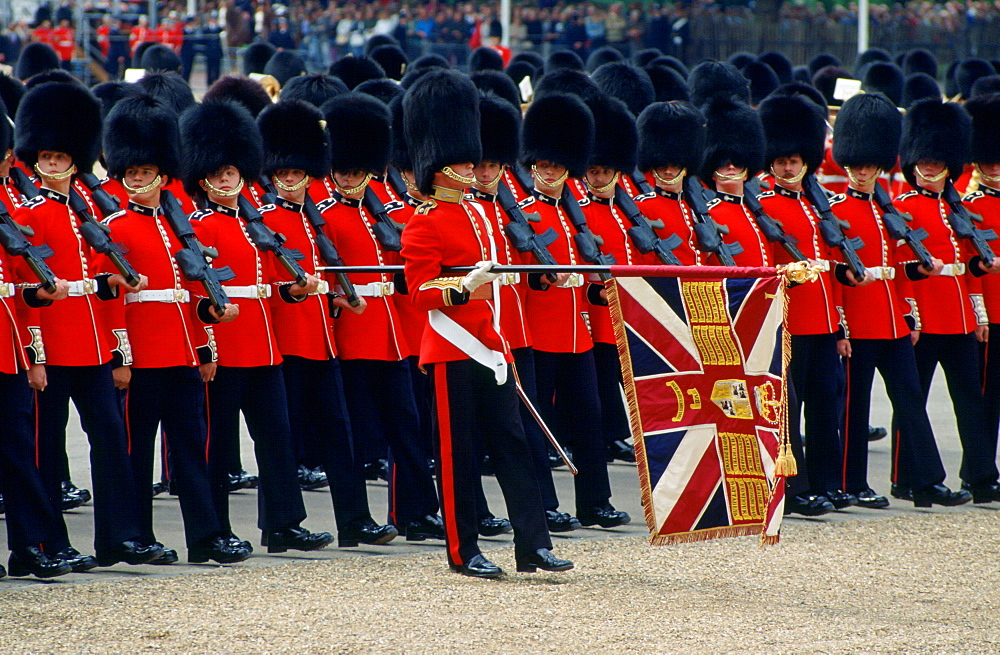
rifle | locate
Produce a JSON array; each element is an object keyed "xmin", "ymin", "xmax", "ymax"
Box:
[
  {"xmin": 559, "ymin": 185, "xmax": 616, "ymax": 282},
  {"xmin": 385, "ymin": 167, "xmax": 410, "ymax": 200},
  {"xmin": 742, "ymin": 182, "xmax": 807, "ymax": 262},
  {"xmin": 235, "ymin": 194, "xmax": 309, "ymax": 286},
  {"xmin": 361, "ymin": 185, "xmax": 404, "ymax": 252},
  {"xmin": 871, "ymin": 184, "xmax": 935, "ymax": 270},
  {"xmin": 0, "ymin": 200, "xmax": 57, "ymax": 292},
  {"xmin": 629, "ymin": 167, "xmax": 654, "ymax": 196},
  {"xmin": 160, "ymin": 189, "xmax": 236, "ymax": 315},
  {"xmin": 801, "ymin": 175, "xmax": 867, "ymax": 280},
  {"xmin": 613, "ymin": 184, "xmax": 683, "ymax": 265},
  {"xmin": 495, "ymin": 182, "xmax": 558, "ymax": 266},
  {"xmin": 683, "ymin": 175, "xmax": 743, "ymax": 267},
  {"xmin": 76, "ymin": 172, "xmax": 126, "ymax": 221},
  {"xmin": 943, "ymin": 180, "xmax": 997, "ymax": 263}
]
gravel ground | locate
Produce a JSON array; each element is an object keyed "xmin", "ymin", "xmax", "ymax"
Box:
[{"xmin": 2, "ymin": 509, "xmax": 998, "ymax": 654}]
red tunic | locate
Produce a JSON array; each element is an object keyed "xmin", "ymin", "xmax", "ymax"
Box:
[
  {"xmin": 583, "ymin": 193, "xmax": 642, "ymax": 345},
  {"xmin": 387, "ymin": 194, "xmax": 428, "ymax": 357},
  {"xmin": 632, "ymin": 183, "xmax": 701, "ymax": 266},
  {"xmin": 0, "ymin": 246, "xmax": 45, "ymax": 374},
  {"xmin": 963, "ymin": 184, "xmax": 1000, "ymax": 322},
  {"xmin": 704, "ymin": 192, "xmax": 770, "ymax": 267}
]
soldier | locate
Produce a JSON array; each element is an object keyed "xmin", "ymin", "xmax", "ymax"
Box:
[
  {"xmin": 400, "ymin": 68, "xmax": 571, "ymax": 577},
  {"xmin": 179, "ymin": 99, "xmax": 334, "ymax": 554}
]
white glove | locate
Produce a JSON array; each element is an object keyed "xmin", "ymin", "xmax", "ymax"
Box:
[{"xmin": 462, "ymin": 260, "xmax": 501, "ymax": 293}]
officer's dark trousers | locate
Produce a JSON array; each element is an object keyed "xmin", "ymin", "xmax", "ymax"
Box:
[
  {"xmin": 206, "ymin": 365, "xmax": 307, "ymax": 536},
  {"xmin": 533, "ymin": 349, "xmax": 613, "ymax": 513},
  {"xmin": 429, "ymin": 359, "xmax": 551, "ymax": 567},
  {"xmin": 841, "ymin": 337, "xmax": 946, "ymax": 494},
  {"xmin": 282, "ymin": 355, "xmax": 369, "ymax": 530},
  {"xmin": 339, "ymin": 359, "xmax": 439, "ymax": 527},
  {"xmin": 593, "ymin": 341, "xmax": 631, "ymax": 447},
  {"xmin": 982, "ymin": 323, "xmax": 1000, "ymax": 440},
  {"xmin": 36, "ymin": 364, "xmax": 142, "ymax": 553},
  {"xmin": 0, "ymin": 371, "xmax": 62, "ymax": 550},
  {"xmin": 125, "ymin": 366, "xmax": 220, "ymax": 548}
]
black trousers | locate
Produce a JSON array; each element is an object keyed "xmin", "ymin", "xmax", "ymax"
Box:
[
  {"xmin": 593, "ymin": 342, "xmax": 631, "ymax": 447},
  {"xmin": 533, "ymin": 349, "xmax": 613, "ymax": 513},
  {"xmin": 429, "ymin": 359, "xmax": 551, "ymax": 567},
  {"xmin": 125, "ymin": 366, "xmax": 220, "ymax": 548},
  {"xmin": 0, "ymin": 371, "xmax": 62, "ymax": 550},
  {"xmin": 339, "ymin": 359, "xmax": 439, "ymax": 526},
  {"xmin": 982, "ymin": 323, "xmax": 1000, "ymax": 443},
  {"xmin": 282, "ymin": 356, "xmax": 370, "ymax": 529},
  {"xmin": 842, "ymin": 337, "xmax": 946, "ymax": 494},
  {"xmin": 206, "ymin": 365, "xmax": 307, "ymax": 535},
  {"xmin": 36, "ymin": 364, "xmax": 142, "ymax": 553}
]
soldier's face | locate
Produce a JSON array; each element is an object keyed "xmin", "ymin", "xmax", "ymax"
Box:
[
  {"xmin": 124, "ymin": 165, "xmax": 160, "ymax": 190},
  {"xmin": 979, "ymin": 162, "xmax": 1000, "ymax": 178},
  {"xmin": 37, "ymin": 151, "xmax": 73, "ymax": 175},
  {"xmin": 771, "ymin": 155, "xmax": 804, "ymax": 180},
  {"xmin": 533, "ymin": 161, "xmax": 567, "ymax": 185},
  {"xmin": 585, "ymin": 166, "xmax": 617, "ymax": 190},
  {"xmin": 652, "ymin": 165, "xmax": 684, "ymax": 181},
  {"xmin": 847, "ymin": 164, "xmax": 879, "ymax": 186},
  {"xmin": 274, "ymin": 168, "xmax": 307, "ymax": 188},
  {"xmin": 333, "ymin": 169, "xmax": 368, "ymax": 190},
  {"xmin": 203, "ymin": 165, "xmax": 240, "ymax": 192},
  {"xmin": 473, "ymin": 161, "xmax": 502, "ymax": 186},
  {"xmin": 915, "ymin": 158, "xmax": 946, "ymax": 180}
]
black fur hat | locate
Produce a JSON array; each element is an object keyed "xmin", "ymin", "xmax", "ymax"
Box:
[
  {"xmin": 688, "ymin": 61, "xmax": 750, "ymax": 108},
  {"xmin": 650, "ymin": 55, "xmax": 688, "ymax": 78},
  {"xmin": 812, "ymin": 66, "xmax": 854, "ymax": 107},
  {"xmin": 534, "ymin": 68, "xmax": 604, "ymax": 105},
  {"xmin": 773, "ymin": 81, "xmax": 828, "ymax": 113},
  {"xmin": 902, "ymin": 73, "xmax": 941, "ymax": 109},
  {"xmin": 15, "ymin": 43, "xmax": 59, "ymax": 81},
  {"xmin": 15, "ymin": 81, "xmax": 102, "ymax": 173},
  {"xmin": 328, "ymin": 55, "xmax": 385, "ymax": 90},
  {"xmin": 0, "ymin": 74, "xmax": 25, "ymax": 118},
  {"xmin": 853, "ymin": 48, "xmax": 891, "ymax": 77},
  {"xmin": 758, "ymin": 92, "xmax": 826, "ymax": 173},
  {"xmin": 203, "ymin": 75, "xmax": 272, "ymax": 117},
  {"xmin": 964, "ymin": 93, "xmax": 1000, "ymax": 164},
  {"xmin": 699, "ymin": 97, "xmax": 765, "ymax": 182},
  {"xmin": 972, "ymin": 75, "xmax": 1000, "ymax": 98},
  {"xmin": 133, "ymin": 41, "xmax": 157, "ymax": 67},
  {"xmin": 758, "ymin": 51, "xmax": 794, "ymax": 85},
  {"xmin": 179, "ymin": 100, "xmax": 262, "ymax": 199},
  {"xmin": 741, "ymin": 61, "xmax": 779, "ymax": 106},
  {"xmin": 862, "ymin": 62, "xmax": 905, "ymax": 106},
  {"xmin": 242, "ymin": 41, "xmax": 276, "ymax": 76},
  {"xmin": 323, "ymin": 92, "xmax": 391, "ymax": 175},
  {"xmin": 903, "ymin": 49, "xmax": 937, "ymax": 78},
  {"xmin": 792, "ymin": 65, "xmax": 812, "ymax": 84},
  {"xmin": 504, "ymin": 61, "xmax": 538, "ymax": 100},
  {"xmin": 411, "ymin": 54, "xmax": 450, "ymax": 71},
  {"xmin": 265, "ymin": 51, "xmax": 306, "ymax": 87},
  {"xmin": 137, "ymin": 71, "xmax": 195, "ymax": 114},
  {"xmin": 280, "ymin": 74, "xmax": 348, "ymax": 108},
  {"xmin": 586, "ymin": 46, "xmax": 624, "ymax": 73},
  {"xmin": 469, "ymin": 47, "xmax": 504, "ymax": 73},
  {"xmin": 24, "ymin": 68, "xmax": 83, "ymax": 90},
  {"xmin": 636, "ymin": 101, "xmax": 706, "ymax": 174},
  {"xmin": 634, "ymin": 48, "xmax": 663, "ymax": 69},
  {"xmin": 646, "ymin": 64, "xmax": 689, "ymax": 102},
  {"xmin": 140, "ymin": 44, "xmax": 182, "ymax": 73},
  {"xmin": 403, "ymin": 69, "xmax": 480, "ymax": 195},
  {"xmin": 727, "ymin": 52, "xmax": 755, "ymax": 71},
  {"xmin": 956, "ymin": 59, "xmax": 994, "ymax": 100},
  {"xmin": 388, "ymin": 94, "xmax": 411, "ymax": 172},
  {"xmin": 832, "ymin": 92, "xmax": 901, "ymax": 172},
  {"xmin": 470, "ymin": 69, "xmax": 520, "ymax": 110},
  {"xmin": 91, "ymin": 80, "xmax": 142, "ymax": 119},
  {"xmin": 355, "ymin": 78, "xmax": 402, "ymax": 106},
  {"xmin": 899, "ymin": 97, "xmax": 971, "ymax": 187},
  {"xmin": 808, "ymin": 53, "xmax": 841, "ymax": 77},
  {"xmin": 103, "ymin": 94, "xmax": 180, "ymax": 180},
  {"xmin": 591, "ymin": 62, "xmax": 655, "ymax": 116},
  {"xmin": 369, "ymin": 44, "xmax": 408, "ymax": 81},
  {"xmin": 521, "ymin": 92, "xmax": 593, "ymax": 178},
  {"xmin": 945, "ymin": 61, "xmax": 960, "ymax": 98},
  {"xmin": 0, "ymin": 100, "xmax": 11, "ymax": 154},
  {"xmin": 258, "ymin": 100, "xmax": 330, "ymax": 179},
  {"xmin": 587, "ymin": 95, "xmax": 637, "ymax": 173},
  {"xmin": 545, "ymin": 50, "xmax": 584, "ymax": 75},
  {"xmin": 364, "ymin": 34, "xmax": 399, "ymax": 56},
  {"xmin": 509, "ymin": 51, "xmax": 544, "ymax": 70},
  {"xmin": 479, "ymin": 92, "xmax": 521, "ymax": 167}
]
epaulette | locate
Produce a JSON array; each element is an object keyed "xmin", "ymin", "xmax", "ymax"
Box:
[
  {"xmin": 576, "ymin": 196, "xmax": 591, "ymax": 206},
  {"xmin": 463, "ymin": 192, "xmax": 474, "ymax": 201},
  {"xmin": 757, "ymin": 190, "xmax": 775, "ymax": 199},
  {"xmin": 828, "ymin": 194, "xmax": 847, "ymax": 206},
  {"xmin": 415, "ymin": 199, "xmax": 437, "ymax": 214},
  {"xmin": 517, "ymin": 196, "xmax": 535, "ymax": 209},
  {"xmin": 102, "ymin": 213, "xmax": 124, "ymax": 226},
  {"xmin": 895, "ymin": 190, "xmax": 918, "ymax": 202},
  {"xmin": 384, "ymin": 200, "xmax": 405, "ymax": 213},
  {"xmin": 188, "ymin": 208, "xmax": 212, "ymax": 222},
  {"xmin": 316, "ymin": 198, "xmax": 336, "ymax": 212},
  {"xmin": 706, "ymin": 198, "xmax": 721, "ymax": 210},
  {"xmin": 634, "ymin": 192, "xmax": 656, "ymax": 202},
  {"xmin": 259, "ymin": 204, "xmax": 276, "ymax": 214},
  {"xmin": 21, "ymin": 195, "xmax": 45, "ymax": 209},
  {"xmin": 964, "ymin": 191, "xmax": 985, "ymax": 202}
]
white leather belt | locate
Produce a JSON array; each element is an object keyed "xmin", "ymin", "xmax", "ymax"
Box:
[
  {"xmin": 561, "ymin": 273, "xmax": 585, "ymax": 288},
  {"xmin": 868, "ymin": 266, "xmax": 896, "ymax": 281},
  {"xmin": 124, "ymin": 289, "xmax": 190, "ymax": 305},
  {"xmin": 812, "ymin": 259, "xmax": 831, "ymax": 272},
  {"xmin": 938, "ymin": 263, "xmax": 966, "ymax": 276},
  {"xmin": 0, "ymin": 282, "xmax": 14, "ymax": 298},
  {"xmin": 354, "ymin": 281, "xmax": 395, "ymax": 297},
  {"xmin": 499, "ymin": 272, "xmax": 521, "ymax": 285},
  {"xmin": 67, "ymin": 278, "xmax": 97, "ymax": 296},
  {"xmin": 313, "ymin": 279, "xmax": 330, "ymax": 295},
  {"xmin": 223, "ymin": 284, "xmax": 272, "ymax": 299}
]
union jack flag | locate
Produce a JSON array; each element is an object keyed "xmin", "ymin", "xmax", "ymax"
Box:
[{"xmin": 607, "ymin": 272, "xmax": 787, "ymax": 545}]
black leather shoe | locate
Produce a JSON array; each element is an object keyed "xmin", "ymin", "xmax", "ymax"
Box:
[
  {"xmin": 228, "ymin": 470, "xmax": 258, "ymax": 492},
  {"xmin": 148, "ymin": 544, "xmax": 178, "ymax": 565},
  {"xmin": 607, "ymin": 439, "xmax": 636, "ymax": 463},
  {"xmin": 890, "ymin": 484, "xmax": 912, "ymax": 501},
  {"xmin": 0, "ymin": 563, "xmax": 5, "ymax": 578},
  {"xmin": 545, "ymin": 510, "xmax": 582, "ymax": 533},
  {"xmin": 824, "ymin": 490, "xmax": 858, "ymax": 509},
  {"xmin": 54, "ymin": 547, "xmax": 98, "ymax": 572},
  {"xmin": 912, "ymin": 484, "xmax": 972, "ymax": 508},
  {"xmin": 578, "ymin": 503, "xmax": 631, "ymax": 528},
  {"xmin": 962, "ymin": 481, "xmax": 1000, "ymax": 504},
  {"xmin": 298, "ymin": 465, "xmax": 329, "ymax": 491},
  {"xmin": 867, "ymin": 425, "xmax": 888, "ymax": 442},
  {"xmin": 261, "ymin": 526, "xmax": 334, "ymax": 553},
  {"xmin": 151, "ymin": 481, "xmax": 169, "ymax": 497},
  {"xmin": 61, "ymin": 480, "xmax": 90, "ymax": 511},
  {"xmin": 851, "ymin": 487, "xmax": 890, "ymax": 509},
  {"xmin": 96, "ymin": 541, "xmax": 165, "ymax": 567},
  {"xmin": 402, "ymin": 514, "xmax": 446, "ymax": 541},
  {"xmin": 0, "ymin": 492, "xmax": 4, "ymax": 515},
  {"xmin": 784, "ymin": 493, "xmax": 835, "ymax": 516},
  {"xmin": 548, "ymin": 447, "xmax": 573, "ymax": 469},
  {"xmin": 189, "ymin": 536, "xmax": 252, "ymax": 564},
  {"xmin": 226, "ymin": 534, "xmax": 253, "ymax": 551},
  {"xmin": 478, "ymin": 515, "xmax": 512, "ymax": 537},
  {"xmin": 516, "ymin": 548, "xmax": 574, "ymax": 573},
  {"xmin": 8, "ymin": 547, "xmax": 72, "ymax": 578},
  {"xmin": 363, "ymin": 459, "xmax": 389, "ymax": 481},
  {"xmin": 449, "ymin": 553, "xmax": 503, "ymax": 578},
  {"xmin": 338, "ymin": 518, "xmax": 398, "ymax": 547}
]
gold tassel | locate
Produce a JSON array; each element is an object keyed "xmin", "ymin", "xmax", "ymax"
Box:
[{"xmin": 774, "ymin": 442, "xmax": 797, "ymax": 478}]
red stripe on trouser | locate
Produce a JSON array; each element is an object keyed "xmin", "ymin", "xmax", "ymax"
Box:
[
  {"xmin": 432, "ymin": 362, "xmax": 463, "ymax": 566},
  {"xmin": 842, "ymin": 357, "xmax": 850, "ymax": 492}
]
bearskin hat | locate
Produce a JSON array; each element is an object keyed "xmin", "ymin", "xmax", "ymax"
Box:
[
  {"xmin": 264, "ymin": 51, "xmax": 306, "ymax": 87},
  {"xmin": 179, "ymin": 100, "xmax": 262, "ymax": 199},
  {"xmin": 354, "ymin": 78, "xmax": 402, "ymax": 106},
  {"xmin": 369, "ymin": 44, "xmax": 408, "ymax": 81},
  {"xmin": 646, "ymin": 64, "xmax": 689, "ymax": 102},
  {"xmin": 973, "ymin": 75, "xmax": 1000, "ymax": 98},
  {"xmin": 137, "ymin": 71, "xmax": 195, "ymax": 114},
  {"xmin": 545, "ymin": 50, "xmax": 584, "ymax": 75},
  {"xmin": 0, "ymin": 74, "xmax": 25, "ymax": 118},
  {"xmin": 808, "ymin": 53, "xmax": 841, "ymax": 77},
  {"xmin": 586, "ymin": 46, "xmax": 624, "ymax": 73},
  {"xmin": 862, "ymin": 62, "xmax": 905, "ymax": 106},
  {"xmin": 903, "ymin": 49, "xmax": 937, "ymax": 78},
  {"xmin": 688, "ymin": 61, "xmax": 750, "ymax": 108},
  {"xmin": 242, "ymin": 41, "xmax": 276, "ymax": 76},
  {"xmin": 521, "ymin": 92, "xmax": 593, "ymax": 178},
  {"xmin": 832, "ymin": 92, "xmax": 901, "ymax": 172},
  {"xmin": 964, "ymin": 93, "xmax": 1000, "ymax": 164},
  {"xmin": 25, "ymin": 68, "xmax": 83, "ymax": 90},
  {"xmin": 322, "ymin": 92, "xmax": 391, "ymax": 176},
  {"xmin": 505, "ymin": 60, "xmax": 538, "ymax": 98},
  {"xmin": 853, "ymin": 47, "xmax": 891, "ymax": 77},
  {"xmin": 587, "ymin": 95, "xmax": 637, "ymax": 173},
  {"xmin": 592, "ymin": 62, "xmax": 655, "ymax": 116},
  {"xmin": 411, "ymin": 53, "xmax": 450, "ymax": 71},
  {"xmin": 792, "ymin": 66, "xmax": 812, "ymax": 84},
  {"xmin": 203, "ymin": 75, "xmax": 272, "ymax": 117},
  {"xmin": 15, "ymin": 43, "xmax": 59, "ymax": 81},
  {"xmin": 742, "ymin": 61, "xmax": 779, "ymax": 106},
  {"xmin": 510, "ymin": 51, "xmax": 544, "ymax": 71},
  {"xmin": 400, "ymin": 66, "xmax": 438, "ymax": 91},
  {"xmin": 328, "ymin": 55, "xmax": 385, "ymax": 90},
  {"xmin": 637, "ymin": 101, "xmax": 705, "ymax": 174},
  {"xmin": 634, "ymin": 48, "xmax": 663, "ymax": 69},
  {"xmin": 812, "ymin": 66, "xmax": 854, "ymax": 107},
  {"xmin": 772, "ymin": 81, "xmax": 828, "ymax": 113},
  {"xmin": 758, "ymin": 51, "xmax": 794, "ymax": 85},
  {"xmin": 650, "ymin": 55, "xmax": 688, "ymax": 79},
  {"xmin": 91, "ymin": 80, "xmax": 142, "ymax": 119},
  {"xmin": 534, "ymin": 68, "xmax": 604, "ymax": 105},
  {"xmin": 758, "ymin": 92, "xmax": 826, "ymax": 173},
  {"xmin": 470, "ymin": 70, "xmax": 520, "ymax": 110},
  {"xmin": 479, "ymin": 92, "xmax": 521, "ymax": 167},
  {"xmin": 899, "ymin": 97, "xmax": 971, "ymax": 187},
  {"xmin": 140, "ymin": 44, "xmax": 182, "ymax": 73},
  {"xmin": 103, "ymin": 94, "xmax": 181, "ymax": 180},
  {"xmin": 699, "ymin": 97, "xmax": 765, "ymax": 182},
  {"xmin": 388, "ymin": 94, "xmax": 411, "ymax": 172},
  {"xmin": 280, "ymin": 74, "xmax": 348, "ymax": 108},
  {"xmin": 469, "ymin": 47, "xmax": 504, "ymax": 73},
  {"xmin": 403, "ymin": 69, "xmax": 480, "ymax": 195},
  {"xmin": 364, "ymin": 34, "xmax": 399, "ymax": 56},
  {"xmin": 727, "ymin": 52, "xmax": 755, "ymax": 71},
  {"xmin": 902, "ymin": 73, "xmax": 941, "ymax": 109},
  {"xmin": 0, "ymin": 98, "xmax": 12, "ymax": 154},
  {"xmin": 956, "ymin": 59, "xmax": 994, "ymax": 100},
  {"xmin": 258, "ymin": 100, "xmax": 330, "ymax": 180},
  {"xmin": 15, "ymin": 81, "xmax": 102, "ymax": 173}
]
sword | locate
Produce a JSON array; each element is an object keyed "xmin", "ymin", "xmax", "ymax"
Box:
[{"xmin": 510, "ymin": 362, "xmax": 578, "ymax": 475}]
